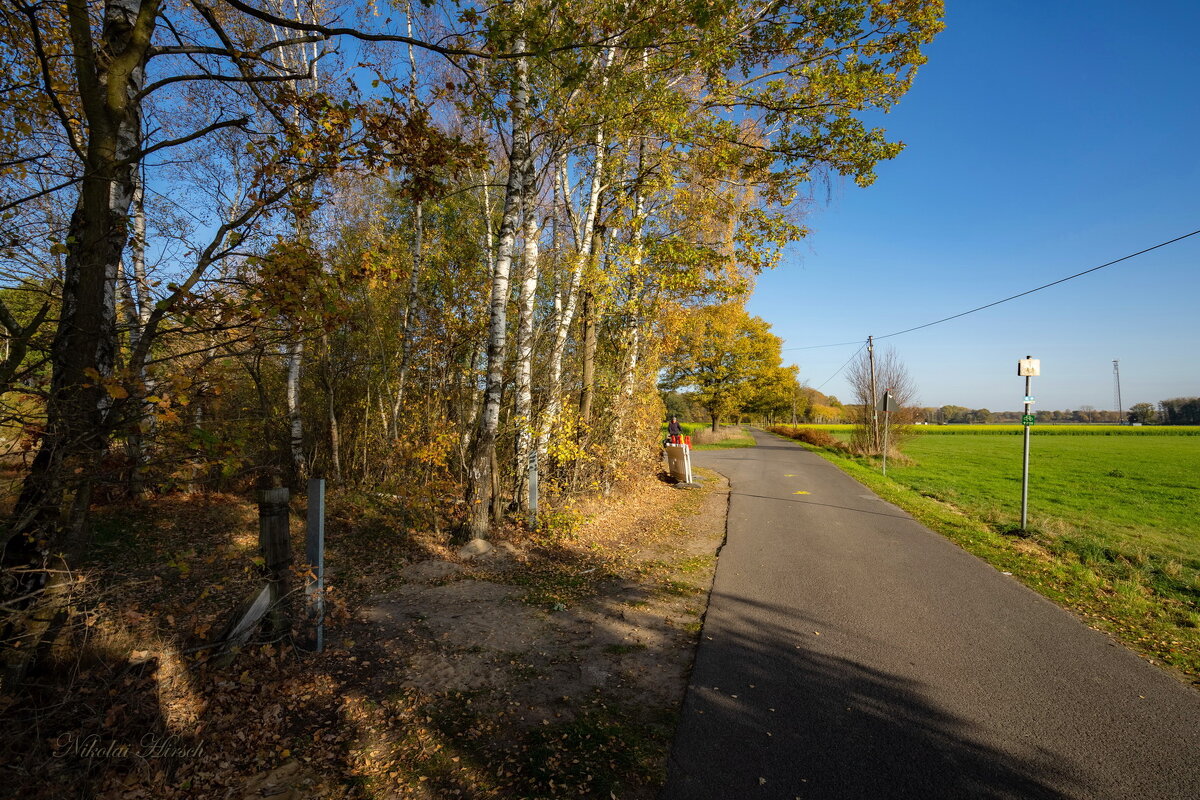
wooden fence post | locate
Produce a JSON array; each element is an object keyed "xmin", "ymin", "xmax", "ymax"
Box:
[{"xmin": 257, "ymin": 487, "xmax": 292, "ymax": 636}]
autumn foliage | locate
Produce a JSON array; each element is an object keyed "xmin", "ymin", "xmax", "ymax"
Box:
[{"xmin": 0, "ymin": 0, "xmax": 943, "ymax": 794}]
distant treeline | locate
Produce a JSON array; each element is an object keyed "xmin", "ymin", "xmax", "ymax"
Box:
[
  {"xmin": 1158, "ymin": 397, "xmax": 1200, "ymax": 425},
  {"xmin": 665, "ymin": 391, "xmax": 1200, "ymax": 427},
  {"xmin": 916, "ymin": 398, "xmax": 1199, "ymax": 425}
]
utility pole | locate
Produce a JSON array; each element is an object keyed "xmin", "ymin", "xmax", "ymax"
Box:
[
  {"xmin": 1113, "ymin": 360, "xmax": 1123, "ymax": 422},
  {"xmin": 867, "ymin": 335, "xmax": 879, "ymax": 452}
]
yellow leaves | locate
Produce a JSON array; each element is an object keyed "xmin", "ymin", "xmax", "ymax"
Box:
[{"xmin": 82, "ymin": 367, "xmax": 136, "ymax": 401}]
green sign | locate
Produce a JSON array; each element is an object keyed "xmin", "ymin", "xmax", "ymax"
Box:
[{"xmin": 1022, "ymin": 414, "xmax": 1036, "ymax": 426}]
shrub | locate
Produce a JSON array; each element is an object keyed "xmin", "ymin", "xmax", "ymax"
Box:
[{"xmin": 768, "ymin": 425, "xmax": 850, "ymax": 452}]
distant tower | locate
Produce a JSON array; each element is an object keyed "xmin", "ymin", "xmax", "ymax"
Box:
[{"xmin": 1113, "ymin": 360, "xmax": 1123, "ymax": 420}]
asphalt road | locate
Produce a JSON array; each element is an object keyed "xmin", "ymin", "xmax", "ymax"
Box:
[{"xmin": 662, "ymin": 429, "xmax": 1200, "ymax": 800}]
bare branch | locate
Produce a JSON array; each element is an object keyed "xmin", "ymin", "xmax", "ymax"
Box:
[
  {"xmin": 136, "ymin": 60, "xmax": 319, "ymax": 102},
  {"xmin": 0, "ymin": 175, "xmax": 82, "ymax": 215},
  {"xmin": 123, "ymin": 115, "xmax": 249, "ymax": 165}
]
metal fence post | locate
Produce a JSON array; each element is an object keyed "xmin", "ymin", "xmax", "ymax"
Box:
[{"xmin": 305, "ymin": 478, "xmax": 325, "ymax": 653}]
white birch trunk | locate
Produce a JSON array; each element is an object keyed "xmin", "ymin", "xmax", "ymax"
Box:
[
  {"xmin": 320, "ymin": 334, "xmax": 342, "ymax": 482},
  {"xmin": 392, "ymin": 199, "xmax": 422, "ymax": 430},
  {"xmin": 286, "ymin": 339, "xmax": 305, "ymax": 482},
  {"xmin": 511, "ymin": 168, "xmax": 540, "ymax": 509},
  {"xmin": 537, "ymin": 83, "xmax": 609, "ymax": 456},
  {"xmin": 464, "ymin": 33, "xmax": 531, "ymax": 539},
  {"xmin": 391, "ymin": 4, "xmax": 422, "ymax": 433},
  {"xmin": 618, "ymin": 157, "xmax": 647, "ymax": 404}
]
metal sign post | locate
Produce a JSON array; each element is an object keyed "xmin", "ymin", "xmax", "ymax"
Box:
[
  {"xmin": 1017, "ymin": 357, "xmax": 1040, "ymax": 531},
  {"xmin": 878, "ymin": 389, "xmax": 896, "ymax": 475},
  {"xmin": 306, "ymin": 477, "xmax": 326, "ymax": 653}
]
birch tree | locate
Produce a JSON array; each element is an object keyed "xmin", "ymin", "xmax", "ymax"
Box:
[{"xmin": 463, "ymin": 24, "xmax": 532, "ymax": 541}]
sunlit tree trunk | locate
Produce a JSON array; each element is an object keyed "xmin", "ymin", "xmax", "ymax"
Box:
[
  {"xmin": 12, "ymin": 0, "xmax": 157, "ymax": 553},
  {"xmin": 392, "ymin": 8, "xmax": 422, "ymax": 434},
  {"xmin": 393, "ymin": 200, "xmax": 422, "ymax": 432},
  {"xmin": 119, "ymin": 168, "xmax": 155, "ymax": 493},
  {"xmin": 511, "ymin": 167, "xmax": 540, "ymax": 510},
  {"xmin": 617, "ymin": 150, "xmax": 648, "ymax": 425},
  {"xmin": 319, "ymin": 334, "xmax": 343, "ymax": 482},
  {"xmin": 285, "ymin": 339, "xmax": 305, "ymax": 484},
  {"xmin": 577, "ymin": 225, "xmax": 603, "ymax": 426},
  {"xmin": 537, "ymin": 78, "xmax": 609, "ymax": 455},
  {"xmin": 464, "ymin": 31, "xmax": 530, "ymax": 540}
]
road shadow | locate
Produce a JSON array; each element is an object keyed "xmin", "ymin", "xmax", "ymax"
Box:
[{"xmin": 663, "ymin": 591, "xmax": 1084, "ymax": 799}]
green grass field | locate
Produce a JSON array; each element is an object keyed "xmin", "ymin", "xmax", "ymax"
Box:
[
  {"xmin": 891, "ymin": 434, "xmax": 1199, "ymax": 563},
  {"xmin": 770, "ymin": 425, "xmax": 1200, "ymax": 681}
]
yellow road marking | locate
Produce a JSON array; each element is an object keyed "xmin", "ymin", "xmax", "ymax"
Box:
[{"xmin": 793, "ymin": 490, "xmax": 810, "ymax": 495}]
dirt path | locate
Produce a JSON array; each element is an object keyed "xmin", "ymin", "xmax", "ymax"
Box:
[{"xmin": 254, "ymin": 467, "xmax": 730, "ymax": 799}]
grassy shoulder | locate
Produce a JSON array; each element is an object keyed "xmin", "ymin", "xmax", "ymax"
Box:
[{"xmin": 764, "ymin": 426, "xmax": 1200, "ymax": 685}]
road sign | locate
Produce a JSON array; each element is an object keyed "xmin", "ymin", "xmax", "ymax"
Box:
[
  {"xmin": 878, "ymin": 391, "xmax": 897, "ymax": 412},
  {"xmin": 1019, "ymin": 356, "xmax": 1039, "ymax": 532}
]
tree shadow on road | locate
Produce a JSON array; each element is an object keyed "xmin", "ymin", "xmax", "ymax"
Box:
[{"xmin": 664, "ymin": 591, "xmax": 1086, "ymax": 799}]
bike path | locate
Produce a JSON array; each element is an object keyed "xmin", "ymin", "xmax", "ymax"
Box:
[{"xmin": 663, "ymin": 428, "xmax": 1200, "ymax": 799}]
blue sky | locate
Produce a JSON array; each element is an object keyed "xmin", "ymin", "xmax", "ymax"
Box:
[{"xmin": 748, "ymin": 1, "xmax": 1200, "ymax": 412}]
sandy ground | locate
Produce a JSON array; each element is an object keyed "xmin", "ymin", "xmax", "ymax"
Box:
[{"xmin": 237, "ymin": 467, "xmax": 730, "ymax": 798}]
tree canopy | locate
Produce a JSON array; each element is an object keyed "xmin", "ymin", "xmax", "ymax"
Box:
[{"xmin": 0, "ymin": 0, "xmax": 944, "ymax": 553}]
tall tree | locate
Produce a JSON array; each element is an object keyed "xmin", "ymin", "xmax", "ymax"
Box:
[
  {"xmin": 660, "ymin": 303, "xmax": 785, "ymax": 431},
  {"xmin": 463, "ymin": 23, "xmax": 533, "ymax": 541}
]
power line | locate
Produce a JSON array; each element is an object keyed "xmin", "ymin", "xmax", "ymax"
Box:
[
  {"xmin": 815, "ymin": 340, "xmax": 867, "ymax": 391},
  {"xmin": 875, "ymin": 228, "xmax": 1200, "ymax": 340},
  {"xmin": 782, "ymin": 339, "xmax": 863, "ymax": 352},
  {"xmin": 778, "ymin": 227, "xmax": 1200, "ymax": 354}
]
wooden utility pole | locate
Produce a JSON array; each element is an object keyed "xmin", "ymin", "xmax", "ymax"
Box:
[{"xmin": 868, "ymin": 335, "xmax": 879, "ymax": 452}]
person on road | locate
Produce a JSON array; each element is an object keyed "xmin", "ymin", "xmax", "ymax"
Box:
[{"xmin": 668, "ymin": 416, "xmax": 683, "ymax": 439}]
